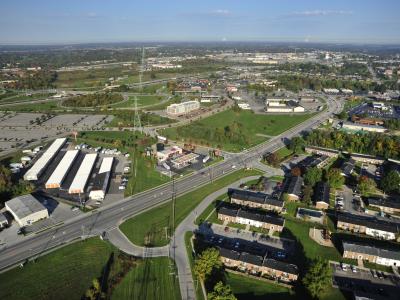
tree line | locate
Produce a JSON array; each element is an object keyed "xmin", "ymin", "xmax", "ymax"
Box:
[{"xmin": 63, "ymin": 93, "xmax": 123, "ymax": 107}]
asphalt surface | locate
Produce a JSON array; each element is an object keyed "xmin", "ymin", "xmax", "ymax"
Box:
[{"xmin": 0, "ymin": 95, "xmax": 342, "ymax": 299}]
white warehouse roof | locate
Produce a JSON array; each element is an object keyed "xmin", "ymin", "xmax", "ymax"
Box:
[
  {"xmin": 45, "ymin": 150, "xmax": 79, "ymax": 189},
  {"xmin": 5, "ymin": 194, "xmax": 48, "ymax": 227},
  {"xmin": 24, "ymin": 138, "xmax": 67, "ymax": 181},
  {"xmin": 99, "ymin": 156, "xmax": 114, "ymax": 174},
  {"xmin": 68, "ymin": 153, "xmax": 97, "ymax": 194}
]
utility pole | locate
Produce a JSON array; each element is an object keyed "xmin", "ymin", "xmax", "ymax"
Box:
[{"xmin": 134, "ymin": 47, "xmax": 144, "ymax": 132}]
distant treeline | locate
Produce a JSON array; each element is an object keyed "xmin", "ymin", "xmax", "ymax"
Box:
[{"xmin": 63, "ymin": 93, "xmax": 123, "ymax": 107}]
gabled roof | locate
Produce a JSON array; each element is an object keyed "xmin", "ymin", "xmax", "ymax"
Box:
[
  {"xmin": 239, "ymin": 252, "xmax": 264, "ymax": 266},
  {"xmin": 286, "ymin": 176, "xmax": 303, "ymax": 196},
  {"xmin": 368, "ymin": 197, "xmax": 400, "ymax": 209},
  {"xmin": 263, "ymin": 259, "xmax": 299, "ymax": 275},
  {"xmin": 229, "ymin": 188, "xmax": 267, "ymax": 204},
  {"xmin": 342, "ymin": 241, "xmax": 400, "ymax": 261},
  {"xmin": 340, "ymin": 159, "xmax": 355, "ymax": 176},
  {"xmin": 218, "ymin": 204, "xmax": 239, "ymax": 218},
  {"xmin": 219, "ymin": 247, "xmax": 240, "ymax": 261},
  {"xmin": 337, "ymin": 212, "xmax": 400, "ymax": 234},
  {"xmin": 314, "ymin": 182, "xmax": 330, "ymax": 205}
]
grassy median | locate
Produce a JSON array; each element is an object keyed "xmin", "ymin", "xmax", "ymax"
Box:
[{"xmin": 119, "ymin": 169, "xmax": 263, "ymax": 247}]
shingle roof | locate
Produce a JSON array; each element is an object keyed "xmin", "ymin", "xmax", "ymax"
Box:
[
  {"xmin": 263, "ymin": 258, "xmax": 299, "ymax": 275},
  {"xmin": 219, "ymin": 247, "xmax": 240, "ymax": 261},
  {"xmin": 286, "ymin": 176, "xmax": 303, "ymax": 196},
  {"xmin": 342, "ymin": 241, "xmax": 400, "ymax": 261},
  {"xmin": 314, "ymin": 182, "xmax": 330, "ymax": 205},
  {"xmin": 229, "ymin": 189, "xmax": 267, "ymax": 204},
  {"xmin": 341, "ymin": 159, "xmax": 355, "ymax": 176},
  {"xmin": 239, "ymin": 252, "xmax": 264, "ymax": 266},
  {"xmin": 337, "ymin": 212, "xmax": 400, "ymax": 234},
  {"xmin": 368, "ymin": 197, "xmax": 400, "ymax": 209},
  {"xmin": 218, "ymin": 204, "xmax": 239, "ymax": 218}
]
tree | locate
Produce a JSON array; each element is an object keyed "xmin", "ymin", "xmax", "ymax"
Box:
[
  {"xmin": 357, "ymin": 176, "xmax": 377, "ymax": 196},
  {"xmin": 381, "ymin": 170, "xmax": 400, "ymax": 194},
  {"xmin": 289, "ymin": 137, "xmax": 305, "ymax": 153},
  {"xmin": 304, "ymin": 167, "xmax": 323, "ymax": 187},
  {"xmin": 303, "ymin": 257, "xmax": 332, "ymax": 299},
  {"xmin": 0, "ymin": 165, "xmax": 12, "ymax": 193},
  {"xmin": 208, "ymin": 281, "xmax": 237, "ymax": 300},
  {"xmin": 326, "ymin": 168, "xmax": 345, "ymax": 189},
  {"xmin": 303, "ymin": 185, "xmax": 314, "ymax": 206},
  {"xmin": 291, "ymin": 167, "xmax": 302, "ymax": 177},
  {"xmin": 265, "ymin": 153, "xmax": 279, "ymax": 167},
  {"xmin": 193, "ymin": 248, "xmax": 222, "ymax": 283}
]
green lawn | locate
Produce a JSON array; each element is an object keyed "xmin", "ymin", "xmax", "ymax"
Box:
[
  {"xmin": 185, "ymin": 232, "xmax": 205, "ymax": 300},
  {"xmin": 0, "ymin": 238, "xmax": 115, "ymax": 300},
  {"xmin": 111, "ymin": 257, "xmax": 181, "ymax": 300},
  {"xmin": 112, "ymin": 95, "xmax": 166, "ymax": 108},
  {"xmin": 195, "ymin": 194, "xmax": 228, "ymax": 225},
  {"xmin": 107, "ymin": 111, "xmax": 176, "ymax": 127},
  {"xmin": 162, "ymin": 109, "xmax": 315, "ymax": 152},
  {"xmin": 1, "ymin": 100, "xmax": 60, "ymax": 112},
  {"xmin": 120, "ymin": 169, "xmax": 262, "ymax": 247},
  {"xmin": 226, "ymin": 272, "xmax": 295, "ymax": 300}
]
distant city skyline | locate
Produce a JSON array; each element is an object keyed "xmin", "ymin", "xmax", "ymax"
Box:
[{"xmin": 1, "ymin": 0, "xmax": 400, "ymax": 45}]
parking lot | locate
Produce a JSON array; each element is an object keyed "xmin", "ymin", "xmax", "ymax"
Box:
[
  {"xmin": 349, "ymin": 103, "xmax": 400, "ymax": 120},
  {"xmin": 0, "ymin": 113, "xmax": 113, "ymax": 154},
  {"xmin": 331, "ymin": 261, "xmax": 400, "ymax": 300},
  {"xmin": 336, "ymin": 185, "xmax": 362, "ymax": 214}
]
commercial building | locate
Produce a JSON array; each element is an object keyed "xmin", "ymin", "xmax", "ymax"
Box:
[
  {"xmin": 285, "ymin": 176, "xmax": 303, "ymax": 201},
  {"xmin": 218, "ymin": 247, "xmax": 298, "ymax": 282},
  {"xmin": 89, "ymin": 157, "xmax": 114, "ymax": 201},
  {"xmin": 228, "ymin": 188, "xmax": 284, "ymax": 212},
  {"xmin": 156, "ymin": 146, "xmax": 183, "ymax": 163},
  {"xmin": 337, "ymin": 212, "xmax": 399, "ymax": 241},
  {"xmin": 24, "ymin": 138, "xmax": 67, "ymax": 181},
  {"xmin": 170, "ymin": 153, "xmax": 199, "ymax": 169},
  {"xmin": 45, "ymin": 150, "xmax": 79, "ymax": 189},
  {"xmin": 314, "ymin": 182, "xmax": 330, "ymax": 210},
  {"xmin": 68, "ymin": 153, "xmax": 98, "ymax": 194},
  {"xmin": 342, "ymin": 122, "xmax": 386, "ymax": 133},
  {"xmin": 342, "ymin": 241, "xmax": 400, "ymax": 267},
  {"xmin": 166, "ymin": 100, "xmax": 200, "ymax": 116},
  {"xmin": 5, "ymin": 194, "xmax": 49, "ymax": 227},
  {"xmin": 265, "ymin": 99, "xmax": 305, "ymax": 113},
  {"xmin": 367, "ymin": 197, "xmax": 400, "ymax": 214}
]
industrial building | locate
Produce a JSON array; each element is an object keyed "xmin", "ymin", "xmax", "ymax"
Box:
[
  {"xmin": 89, "ymin": 157, "xmax": 114, "ymax": 201},
  {"xmin": 166, "ymin": 100, "xmax": 200, "ymax": 116},
  {"xmin": 68, "ymin": 153, "xmax": 98, "ymax": 194},
  {"xmin": 5, "ymin": 194, "xmax": 49, "ymax": 227},
  {"xmin": 45, "ymin": 150, "xmax": 79, "ymax": 189},
  {"xmin": 24, "ymin": 138, "xmax": 67, "ymax": 181},
  {"xmin": 265, "ymin": 99, "xmax": 305, "ymax": 113}
]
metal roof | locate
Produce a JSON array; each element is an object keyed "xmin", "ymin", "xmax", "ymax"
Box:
[
  {"xmin": 24, "ymin": 138, "xmax": 66, "ymax": 181},
  {"xmin": 45, "ymin": 150, "xmax": 79, "ymax": 187},
  {"xmin": 68, "ymin": 153, "xmax": 97, "ymax": 194},
  {"xmin": 98, "ymin": 157, "xmax": 114, "ymax": 174},
  {"xmin": 5, "ymin": 194, "xmax": 47, "ymax": 219}
]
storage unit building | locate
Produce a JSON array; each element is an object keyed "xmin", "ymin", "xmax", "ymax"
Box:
[
  {"xmin": 5, "ymin": 194, "xmax": 49, "ymax": 227},
  {"xmin": 89, "ymin": 157, "xmax": 114, "ymax": 201},
  {"xmin": 24, "ymin": 138, "xmax": 67, "ymax": 181},
  {"xmin": 68, "ymin": 153, "xmax": 98, "ymax": 194},
  {"xmin": 45, "ymin": 150, "xmax": 79, "ymax": 189}
]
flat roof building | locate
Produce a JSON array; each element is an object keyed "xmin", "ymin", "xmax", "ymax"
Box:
[
  {"xmin": 68, "ymin": 153, "xmax": 97, "ymax": 194},
  {"xmin": 166, "ymin": 100, "xmax": 200, "ymax": 116},
  {"xmin": 89, "ymin": 157, "xmax": 114, "ymax": 201},
  {"xmin": 45, "ymin": 150, "xmax": 79, "ymax": 189},
  {"xmin": 5, "ymin": 194, "xmax": 49, "ymax": 227},
  {"xmin": 24, "ymin": 138, "xmax": 67, "ymax": 181}
]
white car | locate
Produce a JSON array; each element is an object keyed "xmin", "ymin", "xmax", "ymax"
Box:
[{"xmin": 119, "ymin": 185, "xmax": 126, "ymax": 190}]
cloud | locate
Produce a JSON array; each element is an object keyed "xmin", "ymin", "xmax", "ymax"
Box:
[
  {"xmin": 210, "ymin": 9, "xmax": 232, "ymax": 16},
  {"xmin": 288, "ymin": 10, "xmax": 353, "ymax": 17}
]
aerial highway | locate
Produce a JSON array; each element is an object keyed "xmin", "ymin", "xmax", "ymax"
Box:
[{"xmin": 0, "ymin": 95, "xmax": 342, "ymax": 298}]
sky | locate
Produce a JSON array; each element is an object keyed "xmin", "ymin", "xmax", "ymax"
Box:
[{"xmin": 1, "ymin": 0, "xmax": 400, "ymax": 45}]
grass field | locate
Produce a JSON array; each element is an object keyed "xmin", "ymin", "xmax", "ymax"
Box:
[
  {"xmin": 162, "ymin": 109, "xmax": 315, "ymax": 152},
  {"xmin": 0, "ymin": 238, "xmax": 115, "ymax": 300},
  {"xmin": 1, "ymin": 100, "xmax": 60, "ymax": 112},
  {"xmin": 112, "ymin": 95, "xmax": 166, "ymax": 108},
  {"xmin": 120, "ymin": 169, "xmax": 263, "ymax": 247},
  {"xmin": 111, "ymin": 257, "xmax": 181, "ymax": 300},
  {"xmin": 107, "ymin": 111, "xmax": 176, "ymax": 127}
]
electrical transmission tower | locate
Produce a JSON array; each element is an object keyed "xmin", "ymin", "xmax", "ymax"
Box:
[{"xmin": 133, "ymin": 47, "xmax": 145, "ymax": 132}]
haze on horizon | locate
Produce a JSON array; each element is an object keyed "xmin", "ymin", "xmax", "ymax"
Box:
[{"xmin": 1, "ymin": 0, "xmax": 400, "ymax": 45}]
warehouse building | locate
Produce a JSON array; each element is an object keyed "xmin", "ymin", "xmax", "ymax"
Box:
[
  {"xmin": 5, "ymin": 194, "xmax": 49, "ymax": 227},
  {"xmin": 89, "ymin": 157, "xmax": 114, "ymax": 201},
  {"xmin": 45, "ymin": 150, "xmax": 79, "ymax": 189},
  {"xmin": 24, "ymin": 138, "xmax": 67, "ymax": 181},
  {"xmin": 68, "ymin": 153, "xmax": 98, "ymax": 194},
  {"xmin": 166, "ymin": 100, "xmax": 200, "ymax": 116}
]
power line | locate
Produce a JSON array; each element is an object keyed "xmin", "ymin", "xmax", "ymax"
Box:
[{"xmin": 134, "ymin": 47, "xmax": 144, "ymax": 132}]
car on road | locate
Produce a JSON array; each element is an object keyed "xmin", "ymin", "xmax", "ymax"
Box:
[
  {"xmin": 371, "ymin": 269, "xmax": 378, "ymax": 278},
  {"xmin": 341, "ymin": 263, "xmax": 349, "ymax": 271},
  {"xmin": 224, "ymin": 226, "xmax": 229, "ymax": 232},
  {"xmin": 351, "ymin": 265, "xmax": 357, "ymax": 273}
]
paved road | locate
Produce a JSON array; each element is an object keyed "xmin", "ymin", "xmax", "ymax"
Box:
[{"xmin": 0, "ymin": 96, "xmax": 343, "ymax": 299}]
